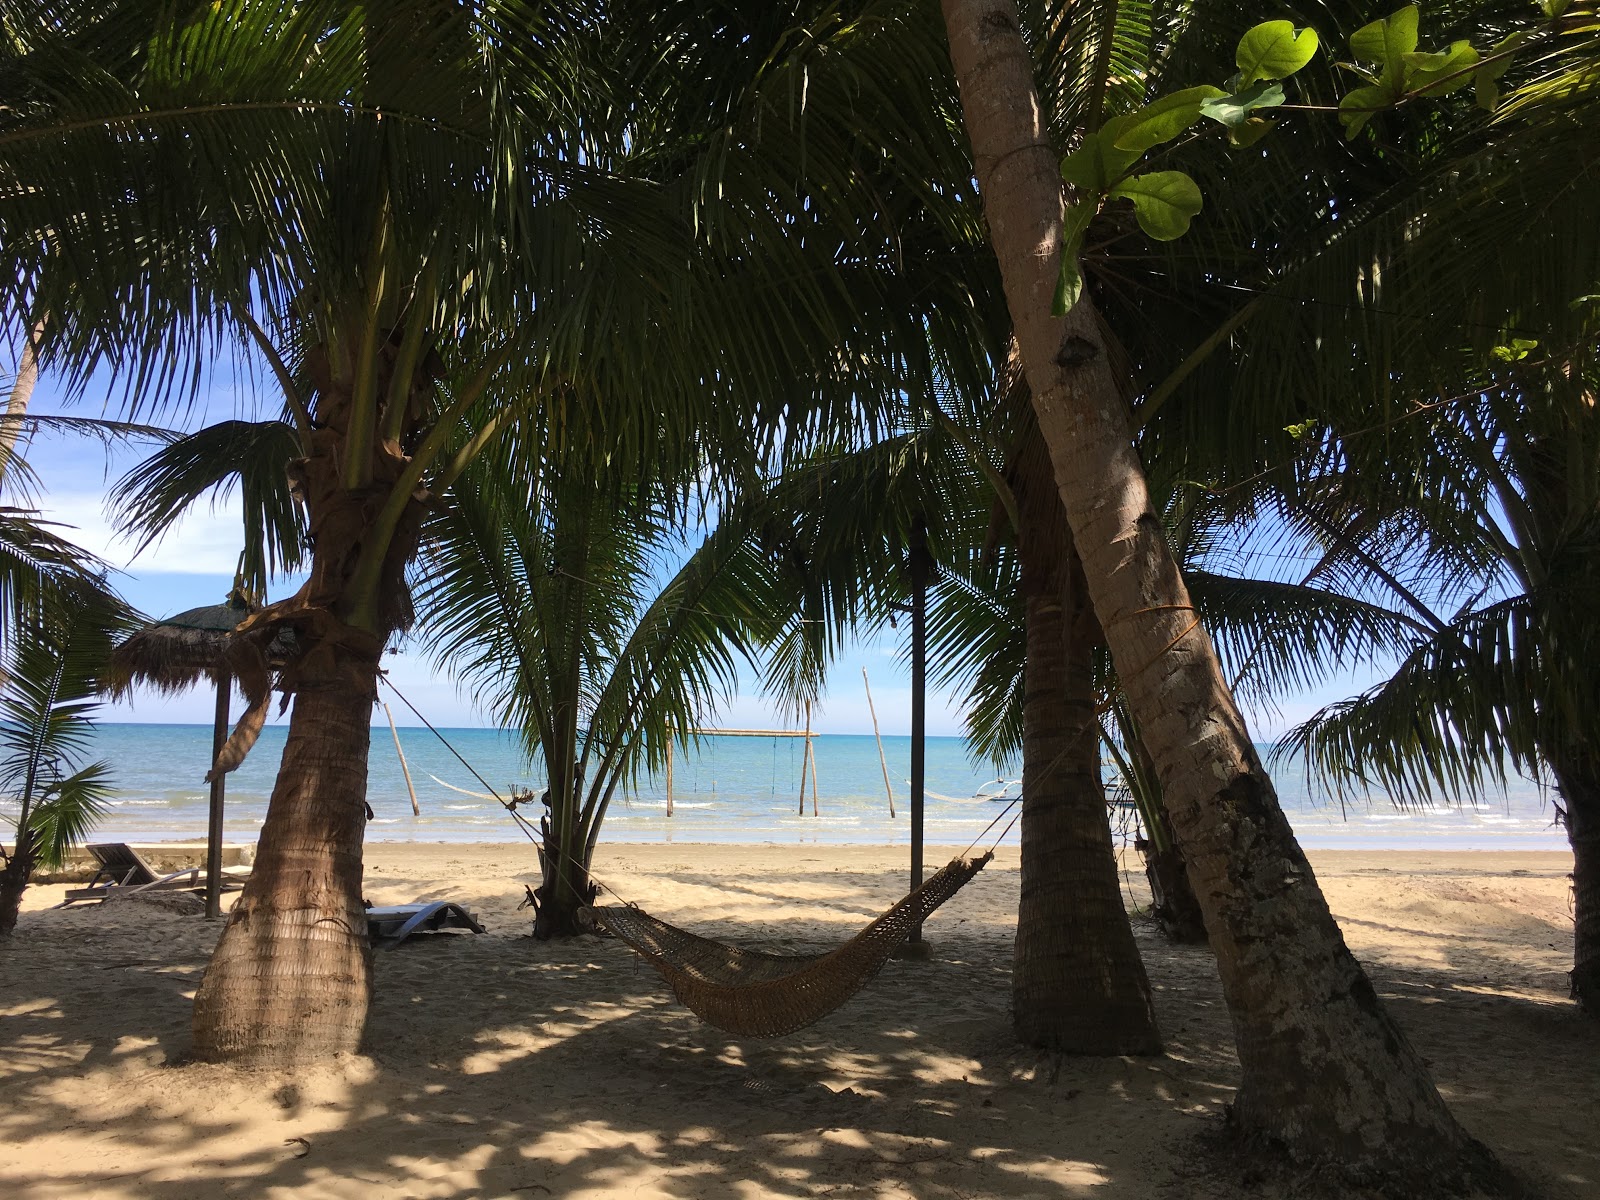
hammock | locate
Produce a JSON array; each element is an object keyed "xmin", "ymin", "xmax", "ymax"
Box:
[{"xmin": 587, "ymin": 852, "xmax": 992, "ymax": 1037}]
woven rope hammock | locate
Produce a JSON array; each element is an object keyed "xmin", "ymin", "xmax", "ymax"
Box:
[{"xmin": 587, "ymin": 852, "xmax": 992, "ymax": 1037}]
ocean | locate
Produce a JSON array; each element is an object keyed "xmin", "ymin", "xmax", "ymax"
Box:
[{"xmin": 11, "ymin": 723, "xmax": 1570, "ymax": 853}]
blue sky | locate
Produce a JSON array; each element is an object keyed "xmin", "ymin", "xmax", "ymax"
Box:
[{"xmin": 10, "ymin": 349, "xmax": 1378, "ymax": 740}]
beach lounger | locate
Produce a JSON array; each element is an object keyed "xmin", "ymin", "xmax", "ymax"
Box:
[
  {"xmin": 366, "ymin": 901, "xmax": 485, "ymax": 947},
  {"xmin": 57, "ymin": 843, "xmax": 236, "ymax": 906}
]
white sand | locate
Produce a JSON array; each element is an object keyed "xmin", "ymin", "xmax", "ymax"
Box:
[{"xmin": 1, "ymin": 844, "xmax": 1595, "ymax": 1199}]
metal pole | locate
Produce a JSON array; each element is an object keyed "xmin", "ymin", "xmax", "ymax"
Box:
[
  {"xmin": 863, "ymin": 668, "xmax": 895, "ymax": 818},
  {"xmin": 384, "ymin": 703, "xmax": 421, "ymax": 816},
  {"xmin": 205, "ymin": 672, "xmax": 229, "ymax": 920},
  {"xmin": 909, "ymin": 518, "xmax": 930, "ymax": 946}
]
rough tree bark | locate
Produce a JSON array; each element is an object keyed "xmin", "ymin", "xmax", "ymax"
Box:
[
  {"xmin": 0, "ymin": 828, "xmax": 36, "ymax": 937},
  {"xmin": 531, "ymin": 797, "xmax": 599, "ymax": 939},
  {"xmin": 1548, "ymin": 752, "xmax": 1599, "ymax": 1013},
  {"xmin": 940, "ymin": 0, "xmax": 1506, "ymax": 1183},
  {"xmin": 1012, "ymin": 424, "xmax": 1160, "ymax": 1052},
  {"xmin": 1125, "ymin": 723, "xmax": 1207, "ymax": 944},
  {"xmin": 190, "ymin": 331, "xmax": 431, "ymax": 1064}
]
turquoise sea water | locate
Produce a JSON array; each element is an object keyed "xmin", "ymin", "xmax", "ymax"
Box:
[{"xmin": 7, "ymin": 723, "xmax": 1570, "ymax": 852}]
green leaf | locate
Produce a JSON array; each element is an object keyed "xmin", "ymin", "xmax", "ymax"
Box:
[
  {"xmin": 1404, "ymin": 40, "xmax": 1480, "ymax": 97},
  {"xmin": 1110, "ymin": 86, "xmax": 1226, "ymax": 153},
  {"xmin": 1538, "ymin": 0, "xmax": 1572, "ymax": 17},
  {"xmin": 1284, "ymin": 420, "xmax": 1318, "ymax": 439},
  {"xmin": 1490, "ymin": 336, "xmax": 1539, "ymax": 362},
  {"xmin": 1350, "ymin": 6, "xmax": 1420, "ymax": 71},
  {"xmin": 1199, "ymin": 80, "xmax": 1287, "ymax": 128},
  {"xmin": 1229, "ymin": 117, "xmax": 1277, "ymax": 147},
  {"xmin": 1474, "ymin": 31, "xmax": 1528, "ymax": 111},
  {"xmin": 1061, "ymin": 127, "xmax": 1143, "ymax": 192},
  {"xmin": 1235, "ymin": 21, "xmax": 1320, "ymax": 86},
  {"xmin": 1339, "ymin": 85, "xmax": 1394, "ymax": 136},
  {"xmin": 1051, "ymin": 203, "xmax": 1095, "ymax": 316},
  {"xmin": 1107, "ymin": 171, "xmax": 1203, "ymax": 241}
]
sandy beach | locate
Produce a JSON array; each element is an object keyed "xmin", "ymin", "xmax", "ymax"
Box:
[{"xmin": 2, "ymin": 843, "xmax": 1594, "ymax": 1199}]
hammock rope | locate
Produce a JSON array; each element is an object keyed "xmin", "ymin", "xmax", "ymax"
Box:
[
  {"xmin": 383, "ymin": 675, "xmax": 1015, "ymax": 1037},
  {"xmin": 588, "ymin": 851, "xmax": 993, "ymax": 1038}
]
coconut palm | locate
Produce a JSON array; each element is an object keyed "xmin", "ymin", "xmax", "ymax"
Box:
[
  {"xmin": 1280, "ymin": 348, "xmax": 1600, "ymax": 1011},
  {"xmin": 0, "ymin": 586, "xmax": 135, "ymax": 932},
  {"xmin": 931, "ymin": 0, "xmax": 1566, "ymax": 1180},
  {"xmin": 4, "ymin": 0, "xmax": 989, "ymax": 1061},
  {"xmin": 410, "ymin": 431, "xmax": 812, "ymax": 937}
]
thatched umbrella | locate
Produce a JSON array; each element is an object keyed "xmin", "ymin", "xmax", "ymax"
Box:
[{"xmin": 104, "ymin": 591, "xmax": 256, "ymax": 919}]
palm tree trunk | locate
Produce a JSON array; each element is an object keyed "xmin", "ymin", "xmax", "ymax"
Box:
[
  {"xmin": 0, "ymin": 317, "xmax": 44, "ymax": 485},
  {"xmin": 191, "ymin": 332, "xmax": 429, "ymax": 1063},
  {"xmin": 190, "ymin": 644, "xmax": 378, "ymax": 1063},
  {"xmin": 940, "ymin": 0, "xmax": 1502, "ymax": 1181},
  {"xmin": 1548, "ymin": 753, "xmax": 1600, "ymax": 1013},
  {"xmin": 1013, "ymin": 429, "xmax": 1159, "ymax": 1052},
  {"xmin": 1126, "ymin": 725, "xmax": 1207, "ymax": 944},
  {"xmin": 532, "ymin": 792, "xmax": 598, "ymax": 939},
  {"xmin": 0, "ymin": 828, "xmax": 37, "ymax": 936}
]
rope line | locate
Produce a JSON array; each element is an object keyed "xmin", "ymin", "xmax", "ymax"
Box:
[{"xmin": 379, "ymin": 675, "xmax": 642, "ymax": 907}]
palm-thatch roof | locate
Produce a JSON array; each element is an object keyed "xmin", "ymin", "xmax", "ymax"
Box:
[{"xmin": 103, "ymin": 595, "xmax": 255, "ymax": 698}]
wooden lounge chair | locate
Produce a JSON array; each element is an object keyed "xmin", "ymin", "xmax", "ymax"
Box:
[
  {"xmin": 57, "ymin": 843, "xmax": 217, "ymax": 906},
  {"xmin": 366, "ymin": 901, "xmax": 485, "ymax": 947}
]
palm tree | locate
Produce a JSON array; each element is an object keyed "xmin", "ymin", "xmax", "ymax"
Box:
[
  {"xmin": 411, "ymin": 435, "xmax": 800, "ymax": 938},
  {"xmin": 5, "ymin": 0, "xmax": 987, "ymax": 1062},
  {"xmin": 1281, "ymin": 349, "xmax": 1600, "ymax": 1011},
  {"xmin": 0, "ymin": 587, "xmax": 134, "ymax": 932},
  {"xmin": 936, "ymin": 0, "xmax": 1515, "ymax": 1180}
]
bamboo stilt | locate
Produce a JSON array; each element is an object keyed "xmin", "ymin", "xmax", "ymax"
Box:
[
  {"xmin": 863, "ymin": 667, "xmax": 896, "ymax": 818},
  {"xmin": 384, "ymin": 702, "xmax": 420, "ymax": 816},
  {"xmin": 797, "ymin": 702, "xmax": 813, "ymax": 816}
]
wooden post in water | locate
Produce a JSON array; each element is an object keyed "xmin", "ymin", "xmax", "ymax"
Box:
[
  {"xmin": 808, "ymin": 702, "xmax": 821, "ymax": 817},
  {"xmin": 666, "ymin": 733, "xmax": 674, "ymax": 817},
  {"xmin": 384, "ymin": 703, "xmax": 421, "ymax": 817},
  {"xmin": 204, "ymin": 672, "xmax": 229, "ymax": 920},
  {"xmin": 863, "ymin": 667, "xmax": 895, "ymax": 818},
  {"xmin": 797, "ymin": 701, "xmax": 814, "ymax": 815}
]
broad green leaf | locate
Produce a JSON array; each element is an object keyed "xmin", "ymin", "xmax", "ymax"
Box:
[
  {"xmin": 1475, "ymin": 31, "xmax": 1528, "ymax": 111},
  {"xmin": 1284, "ymin": 420, "xmax": 1318, "ymax": 439},
  {"xmin": 1235, "ymin": 21, "xmax": 1320, "ymax": 86},
  {"xmin": 1490, "ymin": 337, "xmax": 1539, "ymax": 362},
  {"xmin": 1199, "ymin": 80, "xmax": 1287, "ymax": 128},
  {"xmin": 1350, "ymin": 6, "xmax": 1420, "ymax": 72},
  {"xmin": 1538, "ymin": 0, "xmax": 1572, "ymax": 17},
  {"xmin": 1339, "ymin": 85, "xmax": 1393, "ymax": 136},
  {"xmin": 1060, "ymin": 127, "xmax": 1143, "ymax": 192},
  {"xmin": 1108, "ymin": 171, "xmax": 1203, "ymax": 240},
  {"xmin": 1051, "ymin": 203, "xmax": 1095, "ymax": 316},
  {"xmin": 1229, "ymin": 117, "xmax": 1276, "ymax": 147},
  {"xmin": 1404, "ymin": 40, "xmax": 1480, "ymax": 97},
  {"xmin": 1110, "ymin": 86, "xmax": 1226, "ymax": 153}
]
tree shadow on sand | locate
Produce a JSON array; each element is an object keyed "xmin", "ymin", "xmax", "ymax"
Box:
[{"xmin": 1, "ymin": 869, "xmax": 1596, "ymax": 1199}]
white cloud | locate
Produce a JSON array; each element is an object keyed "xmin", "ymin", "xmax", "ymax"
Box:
[{"xmin": 45, "ymin": 490, "xmax": 246, "ymax": 576}]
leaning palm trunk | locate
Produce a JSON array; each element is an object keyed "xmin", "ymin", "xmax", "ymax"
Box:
[
  {"xmin": 1549, "ymin": 753, "xmax": 1600, "ymax": 1012},
  {"xmin": 1012, "ymin": 430, "xmax": 1159, "ymax": 1052},
  {"xmin": 940, "ymin": 0, "xmax": 1502, "ymax": 1181},
  {"xmin": 0, "ymin": 317, "xmax": 44, "ymax": 484}
]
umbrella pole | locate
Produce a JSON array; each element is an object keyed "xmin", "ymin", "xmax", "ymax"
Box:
[{"xmin": 206, "ymin": 672, "xmax": 230, "ymax": 919}]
